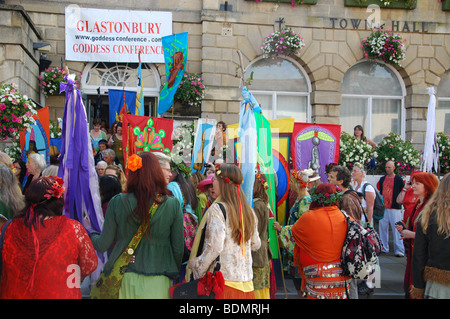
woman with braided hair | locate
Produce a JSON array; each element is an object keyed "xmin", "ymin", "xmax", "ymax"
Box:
[{"xmin": 188, "ymin": 163, "xmax": 260, "ymax": 299}]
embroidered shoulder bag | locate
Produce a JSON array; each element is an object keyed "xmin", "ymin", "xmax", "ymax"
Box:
[{"xmin": 90, "ymin": 199, "xmax": 160, "ymax": 299}]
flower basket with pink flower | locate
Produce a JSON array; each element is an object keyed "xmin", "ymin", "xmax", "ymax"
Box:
[
  {"xmin": 174, "ymin": 72, "xmax": 205, "ymax": 108},
  {"xmin": 39, "ymin": 67, "xmax": 82, "ymax": 97},
  {"xmin": 361, "ymin": 28, "xmax": 407, "ymax": 67},
  {"xmin": 0, "ymin": 83, "xmax": 37, "ymax": 141},
  {"xmin": 261, "ymin": 27, "xmax": 305, "ymax": 59}
]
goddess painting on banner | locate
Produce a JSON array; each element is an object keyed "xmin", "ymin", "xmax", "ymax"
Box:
[{"xmin": 290, "ymin": 123, "xmax": 341, "ymax": 183}]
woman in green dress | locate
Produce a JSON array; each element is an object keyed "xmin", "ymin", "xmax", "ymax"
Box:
[{"xmin": 90, "ymin": 152, "xmax": 185, "ymax": 299}]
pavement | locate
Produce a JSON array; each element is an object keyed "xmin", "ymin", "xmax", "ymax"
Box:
[{"xmin": 274, "ymin": 225, "xmax": 408, "ymax": 300}]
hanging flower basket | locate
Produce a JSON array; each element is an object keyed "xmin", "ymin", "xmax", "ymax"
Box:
[
  {"xmin": 39, "ymin": 67, "xmax": 82, "ymax": 97},
  {"xmin": 0, "ymin": 83, "xmax": 38, "ymax": 159},
  {"xmin": 361, "ymin": 28, "xmax": 407, "ymax": 67},
  {"xmin": 0, "ymin": 83, "xmax": 37, "ymax": 141},
  {"xmin": 261, "ymin": 27, "xmax": 305, "ymax": 59},
  {"xmin": 174, "ymin": 72, "xmax": 205, "ymax": 108}
]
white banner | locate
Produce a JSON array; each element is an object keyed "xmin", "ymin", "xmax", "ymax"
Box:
[{"xmin": 65, "ymin": 7, "xmax": 172, "ymax": 63}]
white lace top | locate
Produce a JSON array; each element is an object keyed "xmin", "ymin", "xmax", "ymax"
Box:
[{"xmin": 190, "ymin": 202, "xmax": 261, "ymax": 282}]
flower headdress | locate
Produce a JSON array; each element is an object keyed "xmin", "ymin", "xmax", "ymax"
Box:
[
  {"xmin": 43, "ymin": 176, "xmax": 65, "ymax": 200},
  {"xmin": 291, "ymin": 169, "xmax": 308, "ymax": 189},
  {"xmin": 127, "ymin": 154, "xmax": 143, "ymax": 172},
  {"xmin": 170, "ymin": 159, "xmax": 192, "ymax": 178},
  {"xmin": 255, "ymin": 171, "xmax": 269, "ymax": 190},
  {"xmin": 215, "ymin": 164, "xmax": 243, "ymax": 186},
  {"xmin": 309, "ymin": 185, "xmax": 343, "ymax": 205},
  {"xmin": 27, "ymin": 176, "xmax": 65, "ymax": 228}
]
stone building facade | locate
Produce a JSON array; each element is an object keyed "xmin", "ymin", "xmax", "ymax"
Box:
[{"xmin": 0, "ymin": 0, "xmax": 449, "ymax": 150}]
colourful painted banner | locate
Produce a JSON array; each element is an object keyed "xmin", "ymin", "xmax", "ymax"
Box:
[
  {"xmin": 19, "ymin": 106, "xmax": 51, "ymax": 165},
  {"xmin": 266, "ymin": 118, "xmax": 294, "ymax": 227},
  {"xmin": 158, "ymin": 32, "xmax": 188, "ymax": 115},
  {"xmin": 290, "ymin": 122, "xmax": 341, "ymax": 183},
  {"xmin": 122, "ymin": 114, "xmax": 173, "ymax": 169}
]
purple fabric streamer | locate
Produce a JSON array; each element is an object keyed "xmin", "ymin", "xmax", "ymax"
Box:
[{"xmin": 58, "ymin": 76, "xmax": 103, "ymax": 234}]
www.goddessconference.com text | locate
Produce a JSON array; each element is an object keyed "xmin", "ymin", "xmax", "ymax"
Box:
[{"xmin": 178, "ymin": 302, "xmax": 270, "ymax": 317}]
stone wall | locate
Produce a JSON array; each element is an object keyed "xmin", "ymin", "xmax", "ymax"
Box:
[{"xmin": 0, "ymin": 4, "xmax": 42, "ymax": 101}]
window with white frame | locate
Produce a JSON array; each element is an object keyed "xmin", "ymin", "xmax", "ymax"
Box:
[
  {"xmin": 436, "ymin": 70, "xmax": 450, "ymax": 134},
  {"xmin": 80, "ymin": 62, "xmax": 161, "ymax": 96},
  {"xmin": 244, "ymin": 57, "xmax": 311, "ymax": 122},
  {"xmin": 340, "ymin": 61, "xmax": 406, "ymax": 144}
]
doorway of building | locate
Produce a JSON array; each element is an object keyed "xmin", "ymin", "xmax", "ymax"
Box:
[{"xmin": 84, "ymin": 94, "xmax": 158, "ymax": 131}]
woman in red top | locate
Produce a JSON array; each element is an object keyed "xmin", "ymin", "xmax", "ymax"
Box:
[
  {"xmin": 0, "ymin": 176, "xmax": 98, "ymax": 299},
  {"xmin": 396, "ymin": 171, "xmax": 421, "ymax": 228},
  {"xmin": 395, "ymin": 172, "xmax": 439, "ymax": 298}
]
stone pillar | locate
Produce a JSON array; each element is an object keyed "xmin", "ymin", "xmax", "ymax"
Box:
[{"xmin": 0, "ymin": 4, "xmax": 41, "ymax": 101}]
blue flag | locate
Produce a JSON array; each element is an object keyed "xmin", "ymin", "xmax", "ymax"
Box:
[
  {"xmin": 158, "ymin": 32, "xmax": 188, "ymax": 115},
  {"xmin": 108, "ymin": 89, "xmax": 136, "ymax": 125}
]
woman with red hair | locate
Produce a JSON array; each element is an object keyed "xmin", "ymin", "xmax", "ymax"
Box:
[
  {"xmin": 291, "ymin": 183, "xmax": 351, "ymax": 299},
  {"xmin": 90, "ymin": 152, "xmax": 185, "ymax": 299},
  {"xmin": 396, "ymin": 171, "xmax": 421, "ymax": 227},
  {"xmin": 395, "ymin": 172, "xmax": 439, "ymax": 298}
]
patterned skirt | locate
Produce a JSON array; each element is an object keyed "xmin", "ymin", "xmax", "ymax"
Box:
[{"xmin": 302, "ymin": 262, "xmax": 350, "ymax": 299}]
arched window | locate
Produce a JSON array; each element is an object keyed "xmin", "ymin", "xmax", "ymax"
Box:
[
  {"xmin": 244, "ymin": 57, "xmax": 311, "ymax": 122},
  {"xmin": 436, "ymin": 70, "xmax": 450, "ymax": 134},
  {"xmin": 340, "ymin": 61, "xmax": 406, "ymax": 144},
  {"xmin": 80, "ymin": 62, "xmax": 161, "ymax": 96}
]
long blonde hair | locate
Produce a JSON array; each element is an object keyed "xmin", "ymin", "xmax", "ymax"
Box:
[
  {"xmin": 105, "ymin": 164, "xmax": 127, "ymax": 191},
  {"xmin": 418, "ymin": 173, "xmax": 450, "ymax": 238},
  {"xmin": 216, "ymin": 164, "xmax": 255, "ymax": 245}
]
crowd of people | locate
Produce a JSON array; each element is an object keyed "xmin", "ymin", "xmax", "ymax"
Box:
[{"xmin": 0, "ymin": 120, "xmax": 449, "ymax": 300}]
